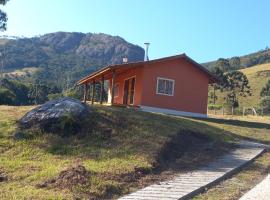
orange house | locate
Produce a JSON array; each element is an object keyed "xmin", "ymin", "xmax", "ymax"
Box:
[{"xmin": 77, "ymin": 54, "xmax": 217, "ymax": 118}]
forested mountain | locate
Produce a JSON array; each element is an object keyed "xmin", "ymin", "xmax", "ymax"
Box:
[
  {"xmin": 0, "ymin": 32, "xmax": 144, "ymax": 88},
  {"xmin": 203, "ymin": 47, "xmax": 270, "ymax": 71}
]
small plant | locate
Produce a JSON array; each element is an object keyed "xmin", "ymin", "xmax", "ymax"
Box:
[{"xmin": 208, "ymin": 104, "xmax": 223, "ymax": 110}]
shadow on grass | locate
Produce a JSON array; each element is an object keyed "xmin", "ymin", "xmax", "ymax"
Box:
[
  {"xmin": 187, "ymin": 116, "xmax": 270, "ymax": 145},
  {"xmin": 35, "ymin": 106, "xmax": 238, "ymax": 163},
  {"xmin": 194, "ymin": 117, "xmax": 270, "ymax": 129},
  {"xmin": 226, "ymin": 132, "xmax": 270, "ymax": 145},
  {"xmin": 18, "ymin": 105, "xmax": 269, "ymax": 163}
]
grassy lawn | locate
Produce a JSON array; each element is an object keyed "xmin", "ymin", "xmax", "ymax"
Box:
[
  {"xmin": 0, "ymin": 105, "xmax": 235, "ymax": 200},
  {"xmin": 192, "ymin": 116, "xmax": 270, "ymax": 144},
  {"xmin": 0, "ymin": 105, "xmax": 269, "ymax": 199},
  {"xmin": 238, "ymin": 63, "xmax": 270, "ymax": 107}
]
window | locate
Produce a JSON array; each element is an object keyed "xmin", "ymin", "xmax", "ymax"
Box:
[
  {"xmin": 156, "ymin": 78, "xmax": 175, "ymax": 96},
  {"xmin": 114, "ymin": 83, "xmax": 119, "ymax": 97}
]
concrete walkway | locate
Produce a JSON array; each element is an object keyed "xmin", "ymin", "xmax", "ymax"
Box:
[
  {"xmin": 119, "ymin": 141, "xmax": 266, "ymax": 200},
  {"xmin": 239, "ymin": 174, "xmax": 270, "ymax": 200}
]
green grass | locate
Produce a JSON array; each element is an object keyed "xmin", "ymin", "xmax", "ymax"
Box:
[
  {"xmin": 192, "ymin": 116, "xmax": 270, "ymax": 144},
  {"xmin": 0, "ymin": 105, "xmax": 236, "ymax": 199},
  {"xmin": 0, "ymin": 105, "xmax": 270, "ymax": 199}
]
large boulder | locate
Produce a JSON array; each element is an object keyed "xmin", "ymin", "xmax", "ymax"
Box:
[{"xmin": 19, "ymin": 97, "xmax": 91, "ymax": 136}]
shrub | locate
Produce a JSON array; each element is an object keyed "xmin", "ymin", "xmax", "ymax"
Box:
[
  {"xmin": 47, "ymin": 93, "xmax": 63, "ymax": 100},
  {"xmin": 63, "ymin": 88, "xmax": 83, "ymax": 100},
  {"xmin": 260, "ymin": 96, "xmax": 270, "ymax": 113},
  {"xmin": 208, "ymin": 104, "xmax": 223, "ymax": 110},
  {"xmin": 0, "ymin": 88, "xmax": 16, "ymax": 105}
]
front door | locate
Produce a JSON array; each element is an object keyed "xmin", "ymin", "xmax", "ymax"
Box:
[{"xmin": 123, "ymin": 77, "xmax": 135, "ymax": 105}]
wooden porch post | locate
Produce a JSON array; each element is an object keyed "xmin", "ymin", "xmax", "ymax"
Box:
[
  {"xmin": 100, "ymin": 76, "xmax": 104, "ymax": 104},
  {"xmin": 91, "ymin": 80, "xmax": 96, "ymax": 105},
  {"xmin": 83, "ymin": 83, "xmax": 88, "ymax": 103},
  {"xmin": 111, "ymin": 69, "xmax": 116, "ymax": 105}
]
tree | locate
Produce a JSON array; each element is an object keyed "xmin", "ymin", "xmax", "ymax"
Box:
[
  {"xmin": 229, "ymin": 57, "xmax": 241, "ymax": 70},
  {"xmin": 63, "ymin": 87, "xmax": 83, "ymax": 100},
  {"xmin": 0, "ymin": 78, "xmax": 29, "ymax": 105},
  {"xmin": 0, "ymin": 0, "xmax": 9, "ymax": 80},
  {"xmin": 216, "ymin": 58, "xmax": 230, "ymax": 72},
  {"xmin": 0, "ymin": 88, "xmax": 15, "ymax": 104},
  {"xmin": 260, "ymin": 80, "xmax": 270, "ymax": 97},
  {"xmin": 224, "ymin": 71, "xmax": 252, "ymax": 108},
  {"xmin": 260, "ymin": 80, "xmax": 270, "ymax": 114},
  {"xmin": 0, "ymin": 0, "xmax": 8, "ymax": 31},
  {"xmin": 209, "ymin": 66, "xmax": 230, "ymax": 105},
  {"xmin": 260, "ymin": 96, "xmax": 270, "ymax": 113},
  {"xmin": 28, "ymin": 80, "xmax": 49, "ymax": 105}
]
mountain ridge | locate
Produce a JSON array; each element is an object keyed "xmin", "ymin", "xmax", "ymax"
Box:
[
  {"xmin": 0, "ymin": 32, "xmax": 145, "ymax": 88},
  {"xmin": 1, "ymin": 32, "xmax": 270, "ymax": 89},
  {"xmin": 203, "ymin": 47, "xmax": 270, "ymax": 71}
]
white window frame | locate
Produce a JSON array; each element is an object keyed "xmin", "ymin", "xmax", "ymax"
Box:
[{"xmin": 156, "ymin": 77, "xmax": 175, "ymax": 96}]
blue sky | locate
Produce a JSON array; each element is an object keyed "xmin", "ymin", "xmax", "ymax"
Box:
[{"xmin": 1, "ymin": 0, "xmax": 270, "ymax": 62}]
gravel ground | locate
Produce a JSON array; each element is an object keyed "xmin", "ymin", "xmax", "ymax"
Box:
[{"xmin": 239, "ymin": 174, "xmax": 270, "ymax": 200}]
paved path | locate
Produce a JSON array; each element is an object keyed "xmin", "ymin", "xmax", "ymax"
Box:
[
  {"xmin": 239, "ymin": 174, "xmax": 270, "ymax": 200},
  {"xmin": 119, "ymin": 141, "xmax": 266, "ymax": 200}
]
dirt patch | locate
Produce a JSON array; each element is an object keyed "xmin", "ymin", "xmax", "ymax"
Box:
[{"xmin": 36, "ymin": 165, "xmax": 90, "ymax": 190}]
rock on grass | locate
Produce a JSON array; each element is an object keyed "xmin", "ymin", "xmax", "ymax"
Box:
[{"xmin": 19, "ymin": 97, "xmax": 91, "ymax": 136}]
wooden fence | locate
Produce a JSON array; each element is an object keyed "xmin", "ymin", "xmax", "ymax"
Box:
[{"xmin": 207, "ymin": 106, "xmax": 268, "ymax": 116}]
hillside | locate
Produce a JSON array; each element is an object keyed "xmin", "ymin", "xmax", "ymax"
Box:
[
  {"xmin": 0, "ymin": 105, "xmax": 237, "ymax": 199},
  {"xmin": 1, "ymin": 105, "xmax": 270, "ymax": 199},
  {"xmin": 0, "ymin": 32, "xmax": 144, "ymax": 87},
  {"xmin": 204, "ymin": 48, "xmax": 270, "ymax": 71},
  {"xmin": 210, "ymin": 63, "xmax": 270, "ymax": 108},
  {"xmin": 239, "ymin": 63, "xmax": 270, "ymax": 107}
]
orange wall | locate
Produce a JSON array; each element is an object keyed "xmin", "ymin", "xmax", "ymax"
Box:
[
  {"xmin": 109, "ymin": 66, "xmax": 144, "ymax": 105},
  {"xmin": 140, "ymin": 58, "xmax": 209, "ymax": 114}
]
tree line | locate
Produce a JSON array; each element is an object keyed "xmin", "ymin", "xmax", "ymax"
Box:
[
  {"xmin": 0, "ymin": 77, "xmax": 108, "ymax": 105},
  {"xmin": 0, "ymin": 78, "xmax": 84, "ymax": 105}
]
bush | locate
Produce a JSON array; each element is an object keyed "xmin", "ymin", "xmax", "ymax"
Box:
[
  {"xmin": 0, "ymin": 79, "xmax": 30, "ymax": 105},
  {"xmin": 0, "ymin": 88, "xmax": 16, "ymax": 105},
  {"xmin": 260, "ymin": 96, "xmax": 270, "ymax": 113},
  {"xmin": 48, "ymin": 93, "xmax": 63, "ymax": 100},
  {"xmin": 63, "ymin": 87, "xmax": 83, "ymax": 100},
  {"xmin": 208, "ymin": 104, "xmax": 223, "ymax": 110}
]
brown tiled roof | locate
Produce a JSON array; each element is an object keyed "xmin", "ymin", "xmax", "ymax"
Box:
[{"xmin": 77, "ymin": 53, "xmax": 218, "ymax": 85}]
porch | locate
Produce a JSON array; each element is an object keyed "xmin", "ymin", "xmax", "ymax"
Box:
[{"xmin": 77, "ymin": 62, "xmax": 143, "ymax": 106}]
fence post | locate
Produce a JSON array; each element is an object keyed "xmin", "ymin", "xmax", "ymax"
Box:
[
  {"xmin": 222, "ymin": 107, "xmax": 224, "ymax": 116},
  {"xmin": 231, "ymin": 106, "xmax": 234, "ymax": 115},
  {"xmin": 242, "ymin": 107, "xmax": 245, "ymax": 117}
]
